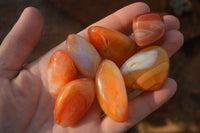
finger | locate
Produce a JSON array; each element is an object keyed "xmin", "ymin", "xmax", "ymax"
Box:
[
  {"xmin": 78, "ymin": 2, "xmax": 150, "ymax": 39},
  {"xmin": 164, "ymin": 15, "xmax": 180, "ymax": 31},
  {"xmin": 0, "ymin": 7, "xmax": 43, "ymax": 79},
  {"xmin": 35, "ymin": 2, "xmax": 150, "ymax": 80},
  {"xmin": 126, "ymin": 31, "xmax": 183, "ymax": 94},
  {"xmin": 129, "ymin": 14, "xmax": 181, "ymax": 42},
  {"xmin": 129, "ymin": 18, "xmax": 183, "ymax": 57},
  {"xmin": 161, "ymin": 30, "xmax": 184, "ymax": 57},
  {"xmin": 101, "ymin": 78, "xmax": 177, "ymax": 133}
]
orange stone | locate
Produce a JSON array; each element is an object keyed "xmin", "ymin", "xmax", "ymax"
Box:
[
  {"xmin": 54, "ymin": 78, "xmax": 95, "ymax": 127},
  {"xmin": 66, "ymin": 34, "xmax": 101, "ymax": 78},
  {"xmin": 47, "ymin": 50, "xmax": 77, "ymax": 97},
  {"xmin": 120, "ymin": 46, "xmax": 169, "ymax": 91},
  {"xmin": 133, "ymin": 12, "xmax": 165, "ymax": 47},
  {"xmin": 88, "ymin": 26, "xmax": 138, "ymax": 66},
  {"xmin": 95, "ymin": 59, "xmax": 128, "ymax": 122}
]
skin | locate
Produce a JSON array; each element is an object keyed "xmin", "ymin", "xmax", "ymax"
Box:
[{"xmin": 0, "ymin": 2, "xmax": 184, "ymax": 133}]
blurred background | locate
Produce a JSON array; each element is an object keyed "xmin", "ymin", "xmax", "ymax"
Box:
[{"xmin": 0, "ymin": 0, "xmax": 200, "ymax": 132}]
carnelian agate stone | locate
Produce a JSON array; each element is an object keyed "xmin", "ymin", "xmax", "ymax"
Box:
[
  {"xmin": 133, "ymin": 12, "xmax": 165, "ymax": 47},
  {"xmin": 88, "ymin": 26, "xmax": 138, "ymax": 66},
  {"xmin": 47, "ymin": 50, "xmax": 77, "ymax": 97},
  {"xmin": 96, "ymin": 59, "xmax": 128, "ymax": 122},
  {"xmin": 120, "ymin": 46, "xmax": 169, "ymax": 91},
  {"xmin": 54, "ymin": 78, "xmax": 95, "ymax": 127},
  {"xmin": 66, "ymin": 34, "xmax": 101, "ymax": 78}
]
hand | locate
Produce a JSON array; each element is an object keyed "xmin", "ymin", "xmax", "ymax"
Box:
[{"xmin": 0, "ymin": 2, "xmax": 184, "ymax": 133}]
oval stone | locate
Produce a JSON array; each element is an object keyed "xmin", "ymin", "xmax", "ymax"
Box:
[
  {"xmin": 47, "ymin": 50, "xmax": 77, "ymax": 97},
  {"xmin": 120, "ymin": 46, "xmax": 169, "ymax": 91},
  {"xmin": 95, "ymin": 59, "xmax": 128, "ymax": 122},
  {"xmin": 66, "ymin": 34, "xmax": 101, "ymax": 78},
  {"xmin": 54, "ymin": 78, "xmax": 95, "ymax": 127},
  {"xmin": 88, "ymin": 26, "xmax": 138, "ymax": 66}
]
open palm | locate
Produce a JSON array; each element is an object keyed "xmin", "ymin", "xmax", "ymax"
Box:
[{"xmin": 0, "ymin": 2, "xmax": 183, "ymax": 133}]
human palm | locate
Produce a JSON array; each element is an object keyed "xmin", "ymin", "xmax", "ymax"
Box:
[{"xmin": 0, "ymin": 2, "xmax": 183, "ymax": 133}]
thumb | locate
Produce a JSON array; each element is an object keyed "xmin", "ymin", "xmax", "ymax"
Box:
[{"xmin": 0, "ymin": 7, "xmax": 43, "ymax": 79}]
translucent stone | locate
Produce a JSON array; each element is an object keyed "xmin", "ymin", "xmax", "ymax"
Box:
[
  {"xmin": 54, "ymin": 78, "xmax": 95, "ymax": 127},
  {"xmin": 121, "ymin": 46, "xmax": 169, "ymax": 91},
  {"xmin": 47, "ymin": 50, "xmax": 77, "ymax": 97},
  {"xmin": 66, "ymin": 34, "xmax": 101, "ymax": 78},
  {"xmin": 88, "ymin": 26, "xmax": 138, "ymax": 66},
  {"xmin": 133, "ymin": 12, "xmax": 165, "ymax": 47},
  {"xmin": 95, "ymin": 59, "xmax": 128, "ymax": 122}
]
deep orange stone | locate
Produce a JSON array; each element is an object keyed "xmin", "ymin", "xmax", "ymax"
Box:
[
  {"xmin": 95, "ymin": 59, "xmax": 128, "ymax": 122},
  {"xmin": 54, "ymin": 78, "xmax": 95, "ymax": 127},
  {"xmin": 133, "ymin": 12, "xmax": 165, "ymax": 47},
  {"xmin": 88, "ymin": 26, "xmax": 138, "ymax": 66},
  {"xmin": 47, "ymin": 50, "xmax": 77, "ymax": 97},
  {"xmin": 121, "ymin": 46, "xmax": 169, "ymax": 91}
]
